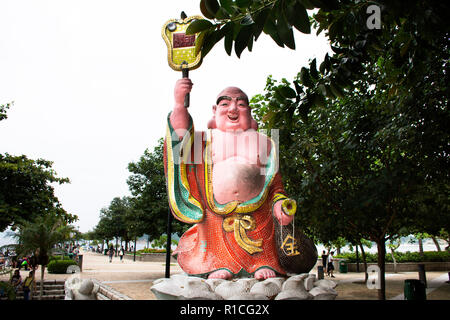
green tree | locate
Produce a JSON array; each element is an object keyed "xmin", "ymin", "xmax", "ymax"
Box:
[
  {"xmin": 92, "ymin": 219, "xmax": 112, "ymax": 252},
  {"xmin": 192, "ymin": 0, "xmax": 449, "ymax": 300},
  {"xmin": 1, "ymin": 102, "xmax": 76, "ymax": 231},
  {"xmin": 150, "ymin": 234, "xmax": 178, "ymax": 250},
  {"xmin": 127, "ymin": 139, "xmax": 188, "ymax": 241},
  {"xmin": 0, "ymin": 153, "xmax": 77, "ymax": 231},
  {"xmin": 251, "ymin": 51, "xmax": 449, "ymax": 298},
  {"xmin": 387, "ymin": 238, "xmax": 401, "ymax": 273},
  {"xmin": 14, "ymin": 213, "xmax": 75, "ymax": 299},
  {"xmin": 96, "ymin": 196, "xmax": 132, "ymax": 252}
]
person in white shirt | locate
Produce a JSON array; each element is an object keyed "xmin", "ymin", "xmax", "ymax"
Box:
[
  {"xmin": 119, "ymin": 246, "xmax": 125, "ymax": 263},
  {"xmin": 327, "ymin": 251, "xmax": 335, "ymax": 278}
]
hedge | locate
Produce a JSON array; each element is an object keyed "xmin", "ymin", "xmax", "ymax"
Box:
[
  {"xmin": 0, "ymin": 281, "xmax": 16, "ymax": 300},
  {"xmin": 137, "ymin": 248, "xmax": 166, "ymax": 254},
  {"xmin": 334, "ymin": 251, "xmax": 450, "ymax": 263},
  {"xmin": 125, "ymin": 248, "xmax": 169, "ymax": 256},
  {"xmin": 48, "ymin": 255, "xmax": 73, "ymax": 263},
  {"xmin": 47, "ymin": 260, "xmax": 78, "ymax": 274}
]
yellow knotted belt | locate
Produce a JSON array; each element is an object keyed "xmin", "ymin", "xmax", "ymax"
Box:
[{"xmin": 223, "ymin": 214, "xmax": 263, "ymax": 255}]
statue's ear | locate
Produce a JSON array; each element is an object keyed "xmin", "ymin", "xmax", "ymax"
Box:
[{"xmin": 207, "ymin": 105, "xmax": 217, "ymax": 129}]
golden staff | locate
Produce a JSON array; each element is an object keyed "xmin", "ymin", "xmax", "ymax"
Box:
[{"xmin": 162, "ymin": 12, "xmax": 203, "ymax": 277}]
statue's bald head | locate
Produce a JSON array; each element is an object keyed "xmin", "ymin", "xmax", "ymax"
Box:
[{"xmin": 216, "ymin": 87, "xmax": 249, "ymax": 105}]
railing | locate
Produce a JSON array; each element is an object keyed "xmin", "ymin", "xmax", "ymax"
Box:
[
  {"xmin": 91, "ymin": 279, "xmax": 132, "ymax": 300},
  {"xmin": 0, "ymin": 267, "xmax": 13, "ymax": 277}
]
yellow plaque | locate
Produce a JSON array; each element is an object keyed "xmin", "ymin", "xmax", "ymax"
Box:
[{"xmin": 162, "ymin": 15, "xmax": 203, "ymax": 71}]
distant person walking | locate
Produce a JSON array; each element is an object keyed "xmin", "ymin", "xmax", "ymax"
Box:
[
  {"xmin": 73, "ymin": 246, "xmax": 80, "ymax": 263},
  {"xmin": 119, "ymin": 246, "xmax": 125, "ymax": 263},
  {"xmin": 29, "ymin": 251, "xmax": 38, "ymax": 271},
  {"xmin": 327, "ymin": 251, "xmax": 335, "ymax": 278},
  {"xmin": 108, "ymin": 247, "xmax": 115, "ymax": 263},
  {"xmin": 321, "ymin": 250, "xmax": 328, "ymax": 271}
]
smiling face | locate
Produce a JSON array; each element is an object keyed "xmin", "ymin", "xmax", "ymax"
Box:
[{"xmin": 213, "ymin": 87, "xmax": 253, "ymax": 132}]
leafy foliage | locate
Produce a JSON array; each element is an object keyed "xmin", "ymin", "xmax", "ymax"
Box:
[
  {"xmin": 0, "ymin": 101, "xmax": 13, "ymax": 121},
  {"xmin": 93, "ymin": 139, "xmax": 188, "ymax": 245},
  {"xmin": 193, "ymin": 0, "xmax": 450, "ymax": 122},
  {"xmin": 247, "ymin": 2, "xmax": 449, "ymax": 299},
  {"xmin": 1, "ymin": 101, "xmax": 76, "ymax": 231},
  {"xmin": 136, "ymin": 248, "xmax": 167, "ymax": 254},
  {"xmin": 150, "ymin": 234, "xmax": 178, "ymax": 249},
  {"xmin": 14, "ymin": 213, "xmax": 75, "ymax": 266},
  {"xmin": 126, "ymin": 138, "xmax": 188, "ymax": 239},
  {"xmin": 0, "ymin": 153, "xmax": 76, "ymax": 231},
  {"xmin": 13, "ymin": 213, "xmax": 75, "ymax": 299},
  {"xmin": 96, "ymin": 197, "xmax": 132, "ymax": 242},
  {"xmin": 0, "ymin": 281, "xmax": 16, "ymax": 300},
  {"xmin": 189, "ymin": 0, "xmax": 316, "ymax": 58},
  {"xmin": 252, "ymin": 52, "xmax": 449, "ymax": 246}
]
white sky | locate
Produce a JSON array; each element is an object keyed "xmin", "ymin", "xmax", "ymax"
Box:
[{"xmin": 0, "ymin": 0, "xmax": 331, "ymax": 233}]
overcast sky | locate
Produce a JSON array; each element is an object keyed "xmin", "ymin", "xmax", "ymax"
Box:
[{"xmin": 0, "ymin": 0, "xmax": 331, "ymax": 233}]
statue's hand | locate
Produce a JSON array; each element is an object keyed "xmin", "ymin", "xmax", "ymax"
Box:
[
  {"xmin": 174, "ymin": 78, "xmax": 193, "ymax": 108},
  {"xmin": 273, "ymin": 199, "xmax": 296, "ymax": 226}
]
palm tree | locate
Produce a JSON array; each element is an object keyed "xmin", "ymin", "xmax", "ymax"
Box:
[{"xmin": 14, "ymin": 213, "xmax": 75, "ymax": 299}]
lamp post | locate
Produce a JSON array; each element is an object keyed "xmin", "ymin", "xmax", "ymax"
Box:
[
  {"xmin": 130, "ymin": 223, "xmax": 137, "ymax": 262},
  {"xmin": 133, "ymin": 234, "xmax": 137, "ymax": 262},
  {"xmin": 165, "ymin": 208, "xmax": 173, "ymax": 278}
]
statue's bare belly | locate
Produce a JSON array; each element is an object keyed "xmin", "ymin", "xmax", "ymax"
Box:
[
  {"xmin": 212, "ymin": 157, "xmax": 265, "ymax": 204},
  {"xmin": 210, "ymin": 129, "xmax": 271, "ymax": 204}
]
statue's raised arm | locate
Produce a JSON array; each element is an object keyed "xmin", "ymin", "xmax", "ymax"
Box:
[{"xmin": 169, "ymin": 78, "xmax": 193, "ymax": 139}]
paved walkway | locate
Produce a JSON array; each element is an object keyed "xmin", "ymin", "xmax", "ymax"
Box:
[
  {"xmin": 331, "ymin": 269, "xmax": 450, "ymax": 300},
  {"xmin": 1, "ymin": 251, "xmax": 449, "ymax": 300}
]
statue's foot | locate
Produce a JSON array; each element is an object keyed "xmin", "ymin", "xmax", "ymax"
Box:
[
  {"xmin": 254, "ymin": 268, "xmax": 276, "ymax": 280},
  {"xmin": 208, "ymin": 269, "xmax": 232, "ymax": 280}
]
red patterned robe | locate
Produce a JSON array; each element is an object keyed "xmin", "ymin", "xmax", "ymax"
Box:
[{"xmin": 164, "ymin": 115, "xmax": 288, "ymax": 277}]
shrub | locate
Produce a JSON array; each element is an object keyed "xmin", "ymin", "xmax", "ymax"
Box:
[
  {"xmin": 129, "ymin": 248, "xmax": 168, "ymax": 256},
  {"xmin": 0, "ymin": 281, "xmax": 16, "ymax": 300},
  {"xmin": 48, "ymin": 255, "xmax": 72, "ymax": 263},
  {"xmin": 335, "ymin": 251, "xmax": 450, "ymax": 263},
  {"xmin": 138, "ymin": 248, "xmax": 167, "ymax": 254},
  {"xmin": 47, "ymin": 260, "xmax": 78, "ymax": 274},
  {"xmin": 333, "ymin": 252, "xmax": 378, "ymax": 263}
]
